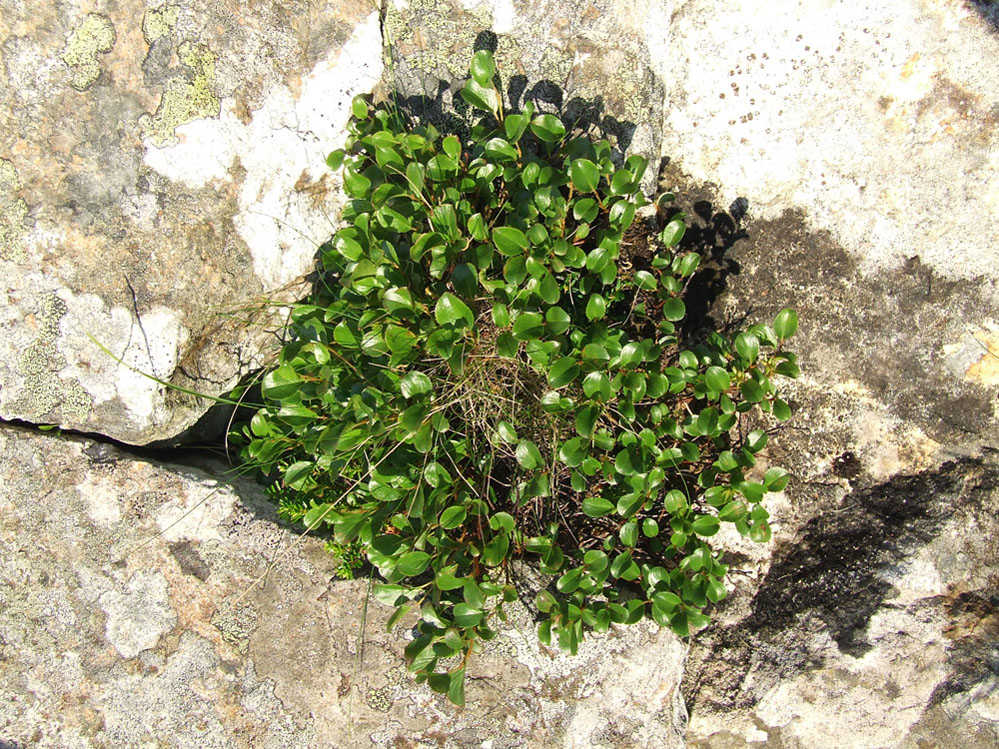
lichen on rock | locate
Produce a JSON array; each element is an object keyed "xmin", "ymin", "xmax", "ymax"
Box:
[
  {"xmin": 139, "ymin": 40, "xmax": 221, "ymax": 145},
  {"xmin": 14, "ymin": 292, "xmax": 92, "ymax": 422},
  {"xmin": 142, "ymin": 3, "xmax": 181, "ymax": 45},
  {"xmin": 61, "ymin": 13, "xmax": 116, "ymax": 91},
  {"xmin": 0, "ymin": 158, "xmax": 28, "ymax": 262}
]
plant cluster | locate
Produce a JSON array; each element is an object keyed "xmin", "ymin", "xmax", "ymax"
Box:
[{"xmin": 232, "ymin": 50, "xmax": 799, "ymax": 705}]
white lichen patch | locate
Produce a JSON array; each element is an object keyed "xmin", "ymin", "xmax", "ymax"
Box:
[
  {"xmin": 142, "ymin": 11, "xmax": 384, "ymax": 289},
  {"xmin": 57, "ymin": 291, "xmax": 187, "ymax": 427},
  {"xmin": 62, "ymin": 13, "xmax": 116, "ymax": 91},
  {"xmin": 99, "ymin": 570, "xmax": 177, "ymax": 659}
]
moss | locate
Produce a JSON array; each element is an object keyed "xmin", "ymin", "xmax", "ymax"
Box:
[
  {"xmin": 142, "ymin": 4, "xmax": 181, "ymax": 45},
  {"xmin": 61, "ymin": 14, "xmax": 116, "ymax": 91},
  {"xmin": 0, "ymin": 159, "xmax": 28, "ymax": 262},
  {"xmin": 139, "ymin": 41, "xmax": 221, "ymax": 146}
]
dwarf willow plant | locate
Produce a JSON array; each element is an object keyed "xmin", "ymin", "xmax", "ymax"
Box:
[{"xmin": 233, "ymin": 50, "xmax": 799, "ymax": 706}]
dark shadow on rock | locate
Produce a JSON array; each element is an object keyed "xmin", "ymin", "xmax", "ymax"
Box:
[
  {"xmin": 683, "ymin": 454, "xmax": 999, "ymax": 718},
  {"xmin": 654, "ymin": 164, "xmax": 749, "ymax": 346},
  {"xmin": 388, "ymin": 64, "xmax": 638, "ymax": 162},
  {"xmin": 750, "ymin": 457, "xmax": 997, "ymax": 654},
  {"xmin": 970, "ymin": 0, "xmax": 999, "ymax": 30}
]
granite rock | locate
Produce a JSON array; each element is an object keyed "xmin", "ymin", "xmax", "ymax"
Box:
[
  {"xmin": 0, "ymin": 0, "xmax": 383, "ymax": 443},
  {"xmin": 0, "ymin": 426, "xmax": 686, "ymax": 747}
]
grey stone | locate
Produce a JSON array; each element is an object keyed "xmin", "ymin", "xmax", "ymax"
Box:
[
  {"xmin": 0, "ymin": 426, "xmax": 686, "ymax": 747},
  {"xmin": 0, "ymin": 0, "xmax": 383, "ymax": 444}
]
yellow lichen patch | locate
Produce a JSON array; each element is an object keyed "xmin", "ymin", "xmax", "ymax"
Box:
[
  {"xmin": 139, "ymin": 41, "xmax": 221, "ymax": 146},
  {"xmin": 0, "ymin": 158, "xmax": 28, "ymax": 262},
  {"xmin": 62, "ymin": 13, "xmax": 116, "ymax": 91},
  {"xmin": 143, "ymin": 4, "xmax": 180, "ymax": 45},
  {"xmin": 965, "ymin": 329, "xmax": 999, "ymax": 387}
]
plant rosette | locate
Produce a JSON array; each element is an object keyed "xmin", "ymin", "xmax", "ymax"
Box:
[{"xmin": 231, "ymin": 50, "xmax": 801, "ymax": 706}]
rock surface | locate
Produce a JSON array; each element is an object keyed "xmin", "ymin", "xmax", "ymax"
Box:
[
  {"xmin": 2, "ymin": 0, "xmax": 999, "ymax": 745},
  {"xmin": 0, "ymin": 426, "xmax": 686, "ymax": 748},
  {"xmin": 0, "ymin": 0, "xmax": 383, "ymax": 444}
]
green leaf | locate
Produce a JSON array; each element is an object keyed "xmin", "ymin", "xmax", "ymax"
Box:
[
  {"xmin": 400, "ymin": 371, "xmax": 432, "ymax": 398},
  {"xmin": 261, "ymin": 364, "xmax": 302, "ymax": 401},
  {"xmin": 774, "ymin": 308, "xmax": 798, "ymax": 340},
  {"xmin": 610, "ymin": 169, "xmax": 634, "ymax": 195},
  {"xmin": 582, "ymin": 371, "xmax": 612, "ymax": 400},
  {"xmin": 326, "ymin": 149, "xmax": 345, "ymax": 170},
  {"xmin": 492, "ymin": 302, "xmax": 510, "ymax": 327},
  {"xmin": 383, "ymin": 286, "xmax": 415, "ymax": 314},
  {"xmin": 662, "ymin": 297, "xmax": 686, "ymax": 321},
  {"xmin": 538, "ymin": 272, "xmax": 560, "ymax": 304},
  {"xmin": 484, "ymin": 137, "xmax": 518, "ymax": 161},
  {"xmin": 470, "ymin": 49, "xmax": 496, "ymax": 85},
  {"xmin": 467, "ymin": 213, "xmax": 488, "ymax": 242},
  {"xmin": 619, "ymin": 520, "xmax": 638, "ymax": 547},
  {"xmin": 575, "ymin": 404, "xmax": 599, "ymax": 437},
  {"xmin": 496, "ymin": 420, "xmax": 518, "ymax": 444},
  {"xmin": 496, "ymin": 332, "xmax": 518, "ymax": 357},
  {"xmin": 438, "ymin": 505, "xmax": 468, "ymax": 530},
  {"xmin": 435, "ymin": 292, "xmax": 474, "ymax": 327},
  {"xmin": 582, "ymin": 496, "xmax": 615, "ymax": 517},
  {"xmin": 570, "ymin": 159, "xmax": 599, "ymax": 192},
  {"xmin": 749, "ymin": 520, "xmax": 771, "ymax": 543},
  {"xmin": 772, "ymin": 398, "xmax": 792, "ymax": 422},
  {"xmin": 573, "ymin": 198, "xmax": 599, "ymax": 223},
  {"xmin": 460, "ymin": 78, "xmax": 499, "ymax": 113},
  {"xmin": 764, "ymin": 467, "xmax": 790, "ymax": 491},
  {"xmin": 705, "ymin": 366, "xmax": 731, "ymax": 392},
  {"xmin": 718, "ymin": 500, "xmax": 748, "ymax": 523},
  {"xmin": 397, "ymin": 551, "xmax": 432, "ymax": 577},
  {"xmin": 660, "ymin": 218, "xmax": 685, "ymax": 247},
  {"xmin": 493, "ymin": 226, "xmax": 528, "ymax": 256},
  {"xmin": 504, "ymin": 113, "xmax": 528, "ymax": 142},
  {"xmin": 557, "ymin": 567, "xmax": 584, "ymax": 593},
  {"xmin": 585, "ymin": 294, "xmax": 607, "ymax": 321},
  {"xmin": 664, "ymin": 489, "xmax": 687, "ymax": 514},
  {"xmin": 482, "ymin": 533, "xmax": 510, "ymax": 566},
  {"xmin": 548, "ymin": 357, "xmax": 580, "ymax": 388},
  {"xmin": 691, "ymin": 515, "xmax": 721, "ymax": 537},
  {"xmin": 343, "ymin": 168, "xmax": 371, "ymax": 198},
  {"xmin": 351, "ymin": 95, "xmax": 368, "ymax": 119},
  {"xmin": 283, "ymin": 461, "xmax": 313, "ymax": 490},
  {"xmin": 545, "ymin": 306, "xmax": 570, "ymax": 335},
  {"xmin": 448, "ymin": 668, "xmax": 466, "ymax": 707},
  {"xmin": 558, "ymin": 437, "xmax": 588, "ymax": 467},
  {"xmin": 634, "ymin": 270, "xmax": 657, "ymax": 290},
  {"xmin": 529, "ymin": 113, "xmax": 566, "ymax": 142},
  {"xmin": 452, "ymin": 263, "xmax": 478, "ymax": 297},
  {"xmin": 452, "ymin": 603, "xmax": 484, "ymax": 627},
  {"xmin": 676, "ymin": 252, "xmax": 700, "ymax": 277},
  {"xmin": 516, "ymin": 439, "xmax": 544, "ymax": 469},
  {"xmin": 735, "ymin": 332, "xmax": 760, "ymax": 363},
  {"xmin": 642, "ymin": 518, "xmax": 660, "ymax": 537},
  {"xmin": 490, "ymin": 511, "xmax": 516, "ymax": 533},
  {"xmin": 512, "ymin": 311, "xmax": 544, "ymax": 340}
]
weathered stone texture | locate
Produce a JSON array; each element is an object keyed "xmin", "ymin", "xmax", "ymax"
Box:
[
  {"xmin": 2, "ymin": 0, "xmax": 999, "ymax": 745},
  {"xmin": 0, "ymin": 426, "xmax": 686, "ymax": 747},
  {"xmin": 0, "ymin": 0, "xmax": 383, "ymax": 444}
]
